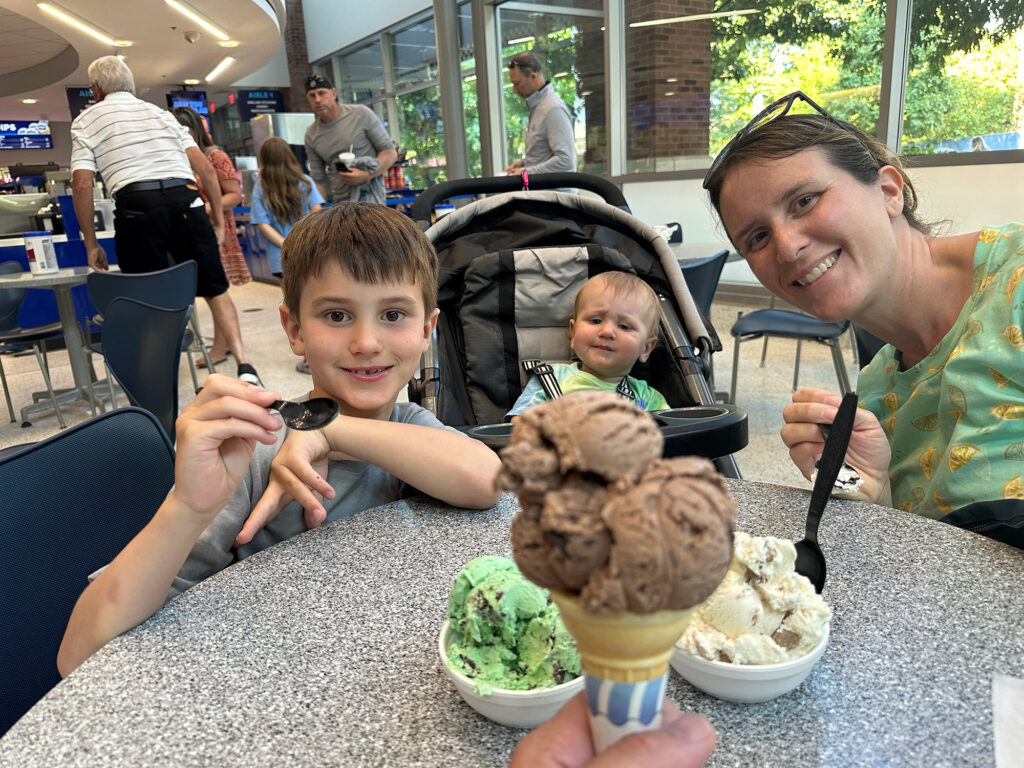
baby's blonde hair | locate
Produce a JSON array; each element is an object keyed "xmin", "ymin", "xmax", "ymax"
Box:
[{"xmin": 572, "ymin": 271, "xmax": 659, "ymax": 337}]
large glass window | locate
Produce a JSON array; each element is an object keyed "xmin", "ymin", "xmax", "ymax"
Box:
[
  {"xmin": 623, "ymin": 0, "xmax": 887, "ymax": 174},
  {"xmin": 338, "ymin": 41, "xmax": 386, "ymax": 102},
  {"xmin": 901, "ymin": 6, "xmax": 1023, "ymax": 155},
  {"xmin": 497, "ymin": 5, "xmax": 605, "ymax": 174},
  {"xmin": 392, "ymin": 18, "xmax": 438, "ymax": 91}
]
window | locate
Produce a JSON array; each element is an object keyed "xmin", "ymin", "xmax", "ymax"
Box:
[
  {"xmin": 338, "ymin": 41, "xmax": 385, "ymax": 102},
  {"xmin": 901, "ymin": 4, "xmax": 1023, "ymax": 155},
  {"xmin": 497, "ymin": 4, "xmax": 605, "ymax": 174}
]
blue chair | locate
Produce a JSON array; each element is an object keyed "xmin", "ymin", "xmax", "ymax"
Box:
[
  {"xmin": 0, "ymin": 407, "xmax": 174, "ymax": 736},
  {"xmin": 0, "ymin": 260, "xmax": 66, "ymax": 428},
  {"xmin": 729, "ymin": 308, "xmax": 851, "ymax": 403},
  {"xmin": 84, "ymin": 262, "xmax": 214, "ymax": 407},
  {"xmin": 101, "ymin": 297, "xmax": 191, "ymax": 442},
  {"xmin": 680, "ymin": 249, "xmax": 729, "ymax": 317}
]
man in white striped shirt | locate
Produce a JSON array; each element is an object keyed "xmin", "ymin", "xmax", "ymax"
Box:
[{"xmin": 70, "ymin": 56, "xmax": 261, "ymax": 387}]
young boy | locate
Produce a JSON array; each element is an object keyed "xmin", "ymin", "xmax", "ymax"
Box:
[
  {"xmin": 506, "ymin": 271, "xmax": 669, "ymax": 419},
  {"xmin": 58, "ymin": 203, "xmax": 501, "ymax": 676}
]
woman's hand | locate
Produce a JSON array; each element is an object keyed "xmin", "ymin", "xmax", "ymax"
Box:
[{"xmin": 781, "ymin": 389, "xmax": 892, "ymax": 504}]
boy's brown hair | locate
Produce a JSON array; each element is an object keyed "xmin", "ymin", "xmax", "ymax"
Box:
[
  {"xmin": 280, "ymin": 202, "xmax": 439, "ymax": 317},
  {"xmin": 572, "ymin": 271, "xmax": 660, "ymax": 337}
]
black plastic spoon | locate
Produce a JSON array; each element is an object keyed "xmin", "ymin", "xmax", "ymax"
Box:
[
  {"xmin": 795, "ymin": 391, "xmax": 859, "ymax": 593},
  {"xmin": 270, "ymin": 398, "xmax": 339, "ymax": 430}
]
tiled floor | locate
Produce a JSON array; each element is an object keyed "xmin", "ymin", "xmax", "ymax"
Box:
[{"xmin": 0, "ymin": 279, "xmax": 861, "ymax": 492}]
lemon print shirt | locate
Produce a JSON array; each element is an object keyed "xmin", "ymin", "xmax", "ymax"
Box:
[{"xmin": 858, "ymin": 223, "xmax": 1024, "ymax": 519}]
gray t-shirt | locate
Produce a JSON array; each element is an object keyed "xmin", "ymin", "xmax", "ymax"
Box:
[
  {"xmin": 304, "ymin": 104, "xmax": 395, "ymax": 204},
  {"xmin": 167, "ymin": 403, "xmax": 456, "ymax": 599}
]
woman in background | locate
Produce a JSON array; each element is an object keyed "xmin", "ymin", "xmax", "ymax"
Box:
[
  {"xmin": 250, "ymin": 136, "xmax": 325, "ymax": 373},
  {"xmin": 172, "ymin": 106, "xmax": 252, "ymax": 367}
]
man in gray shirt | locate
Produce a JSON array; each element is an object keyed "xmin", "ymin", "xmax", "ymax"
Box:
[
  {"xmin": 303, "ymin": 73, "xmax": 397, "ymax": 204},
  {"xmin": 503, "ymin": 51, "xmax": 577, "ymax": 176}
]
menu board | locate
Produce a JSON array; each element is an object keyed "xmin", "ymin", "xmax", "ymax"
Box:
[{"xmin": 0, "ymin": 120, "xmax": 53, "ymax": 150}]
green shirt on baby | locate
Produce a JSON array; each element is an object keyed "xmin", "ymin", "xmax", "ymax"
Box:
[{"xmin": 506, "ymin": 362, "xmax": 669, "ymax": 419}]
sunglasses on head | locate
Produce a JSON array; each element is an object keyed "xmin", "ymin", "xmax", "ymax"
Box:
[{"xmin": 702, "ymin": 91, "xmax": 856, "ymax": 189}]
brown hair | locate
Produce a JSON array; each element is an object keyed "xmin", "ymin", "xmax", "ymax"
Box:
[
  {"xmin": 281, "ymin": 203, "xmax": 438, "ymax": 318},
  {"xmin": 171, "ymin": 106, "xmax": 214, "ymax": 153},
  {"xmin": 704, "ymin": 114, "xmax": 932, "ymax": 238},
  {"xmin": 508, "ymin": 50, "xmax": 543, "ymax": 76},
  {"xmin": 258, "ymin": 137, "xmax": 312, "ymax": 225},
  {"xmin": 573, "ymin": 271, "xmax": 659, "ymax": 337}
]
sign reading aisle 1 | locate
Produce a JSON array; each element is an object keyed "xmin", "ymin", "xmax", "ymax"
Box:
[{"xmin": 0, "ymin": 120, "xmax": 52, "ymax": 150}]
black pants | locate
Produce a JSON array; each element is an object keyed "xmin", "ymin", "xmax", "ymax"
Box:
[{"xmin": 113, "ymin": 184, "xmax": 229, "ymax": 298}]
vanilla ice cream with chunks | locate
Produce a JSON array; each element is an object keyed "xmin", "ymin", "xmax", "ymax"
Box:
[{"xmin": 677, "ymin": 532, "xmax": 831, "ymax": 664}]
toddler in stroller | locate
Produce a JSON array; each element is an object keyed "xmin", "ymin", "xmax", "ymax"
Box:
[{"xmin": 407, "ymin": 173, "xmax": 747, "ymax": 476}]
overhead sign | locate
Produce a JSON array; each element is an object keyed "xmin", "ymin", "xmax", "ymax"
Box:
[
  {"xmin": 66, "ymin": 87, "xmax": 96, "ymax": 120},
  {"xmin": 0, "ymin": 120, "xmax": 53, "ymax": 150},
  {"xmin": 238, "ymin": 89, "xmax": 284, "ymax": 121}
]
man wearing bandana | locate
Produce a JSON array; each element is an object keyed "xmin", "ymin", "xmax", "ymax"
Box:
[{"xmin": 302, "ymin": 73, "xmax": 397, "ymax": 205}]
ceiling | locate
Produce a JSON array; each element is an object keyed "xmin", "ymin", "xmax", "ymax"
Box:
[{"xmin": 0, "ymin": 0, "xmax": 286, "ymax": 122}]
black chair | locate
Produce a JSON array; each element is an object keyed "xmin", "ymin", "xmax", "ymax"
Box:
[
  {"xmin": 0, "ymin": 260, "xmax": 66, "ymax": 428},
  {"xmin": 679, "ymin": 249, "xmax": 728, "ymax": 317},
  {"xmin": 852, "ymin": 323, "xmax": 886, "ymax": 369},
  {"xmin": 84, "ymin": 262, "xmax": 213, "ymax": 407},
  {"xmin": 0, "ymin": 407, "xmax": 174, "ymax": 736},
  {"xmin": 729, "ymin": 308, "xmax": 851, "ymax": 402},
  {"xmin": 101, "ymin": 297, "xmax": 191, "ymax": 442}
]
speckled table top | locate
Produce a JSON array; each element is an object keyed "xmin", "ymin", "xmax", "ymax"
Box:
[{"xmin": 1, "ymin": 480, "xmax": 1022, "ymax": 767}]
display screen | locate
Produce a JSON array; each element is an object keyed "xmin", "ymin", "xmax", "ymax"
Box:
[
  {"xmin": 166, "ymin": 90, "xmax": 209, "ymax": 115},
  {"xmin": 0, "ymin": 120, "xmax": 53, "ymax": 150}
]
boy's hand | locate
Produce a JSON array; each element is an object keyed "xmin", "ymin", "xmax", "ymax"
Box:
[
  {"xmin": 235, "ymin": 427, "xmax": 335, "ymax": 546},
  {"xmin": 171, "ymin": 374, "xmax": 283, "ymax": 521}
]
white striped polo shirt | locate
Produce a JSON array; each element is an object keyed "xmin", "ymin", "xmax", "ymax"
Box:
[{"xmin": 70, "ymin": 91, "xmax": 197, "ymax": 195}]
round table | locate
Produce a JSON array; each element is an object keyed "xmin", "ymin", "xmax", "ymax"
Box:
[{"xmin": 1, "ymin": 481, "xmax": 1021, "ymax": 767}]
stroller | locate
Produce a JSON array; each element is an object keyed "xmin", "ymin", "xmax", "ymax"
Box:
[{"xmin": 407, "ymin": 172, "xmax": 747, "ymax": 477}]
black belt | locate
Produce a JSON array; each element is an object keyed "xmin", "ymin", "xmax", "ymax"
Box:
[{"xmin": 114, "ymin": 178, "xmax": 192, "ymax": 199}]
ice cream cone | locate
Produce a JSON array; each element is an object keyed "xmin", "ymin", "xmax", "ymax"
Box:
[{"xmin": 550, "ymin": 591, "xmax": 695, "ymax": 750}]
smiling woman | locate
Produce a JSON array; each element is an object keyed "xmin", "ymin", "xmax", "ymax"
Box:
[{"xmin": 704, "ymin": 94, "xmax": 1024, "ymax": 522}]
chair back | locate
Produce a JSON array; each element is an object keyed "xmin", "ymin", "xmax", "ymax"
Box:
[
  {"xmin": 87, "ymin": 261, "xmax": 198, "ymax": 314},
  {"xmin": 679, "ymin": 250, "xmax": 729, "ymax": 317},
  {"xmin": 0, "ymin": 260, "xmax": 26, "ymax": 331},
  {"xmin": 101, "ymin": 297, "xmax": 191, "ymax": 441},
  {"xmin": 852, "ymin": 324, "xmax": 886, "ymax": 369},
  {"xmin": 0, "ymin": 407, "xmax": 174, "ymax": 735}
]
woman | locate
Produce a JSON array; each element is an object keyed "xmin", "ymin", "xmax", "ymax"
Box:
[
  {"xmin": 250, "ymin": 136, "xmax": 324, "ymax": 373},
  {"xmin": 704, "ymin": 91, "xmax": 1024, "ymax": 518},
  {"xmin": 172, "ymin": 106, "xmax": 251, "ymax": 367}
]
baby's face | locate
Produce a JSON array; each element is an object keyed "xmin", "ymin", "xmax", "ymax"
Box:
[{"xmin": 569, "ymin": 285, "xmax": 656, "ymax": 382}]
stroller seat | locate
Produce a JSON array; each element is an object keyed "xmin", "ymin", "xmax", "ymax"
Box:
[{"xmin": 409, "ymin": 177, "xmax": 747, "ymax": 476}]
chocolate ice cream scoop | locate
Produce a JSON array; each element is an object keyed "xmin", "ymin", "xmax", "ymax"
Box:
[
  {"xmin": 496, "ymin": 391, "xmax": 663, "ymax": 498},
  {"xmin": 501, "ymin": 392, "xmax": 735, "ymax": 614}
]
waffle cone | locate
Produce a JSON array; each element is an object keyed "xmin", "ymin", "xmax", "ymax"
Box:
[{"xmin": 550, "ymin": 591, "xmax": 695, "ymax": 683}]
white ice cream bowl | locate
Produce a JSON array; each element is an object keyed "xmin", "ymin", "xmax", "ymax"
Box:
[
  {"xmin": 439, "ymin": 621, "xmax": 584, "ymax": 728},
  {"xmin": 669, "ymin": 623, "xmax": 829, "ymax": 704}
]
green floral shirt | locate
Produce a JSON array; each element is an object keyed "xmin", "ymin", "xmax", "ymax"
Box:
[{"xmin": 858, "ymin": 223, "xmax": 1024, "ymax": 518}]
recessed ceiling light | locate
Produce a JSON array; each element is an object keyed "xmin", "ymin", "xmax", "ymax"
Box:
[
  {"xmin": 218, "ymin": 40, "xmax": 239, "ymax": 48},
  {"xmin": 165, "ymin": 0, "xmax": 229, "ymax": 41},
  {"xmin": 582, "ymin": 90, "xmax": 593, "ymax": 96},
  {"xmin": 205, "ymin": 56, "xmax": 235, "ymax": 82},
  {"xmin": 22, "ymin": 98, "xmax": 38, "ymax": 104},
  {"xmin": 666, "ymin": 77, "xmax": 679, "ymax": 83},
  {"xmin": 664, "ymin": 91, "xmax": 676, "ymax": 97},
  {"xmin": 112, "ymin": 39, "xmax": 133, "ymax": 47},
  {"xmin": 554, "ymin": 71, "xmax": 569, "ymax": 78},
  {"xmin": 507, "ymin": 36, "xmax": 534, "ymax": 45},
  {"xmin": 183, "ymin": 78, "xmax": 200, "ymax": 85}
]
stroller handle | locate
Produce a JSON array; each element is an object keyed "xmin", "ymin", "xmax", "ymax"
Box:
[{"xmin": 410, "ymin": 172, "xmax": 629, "ymax": 223}]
